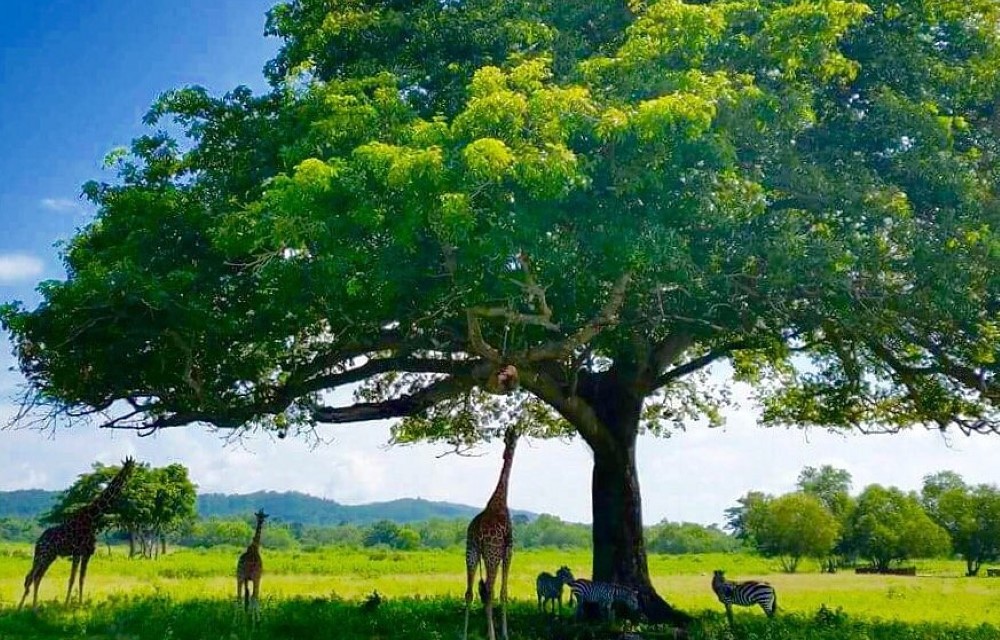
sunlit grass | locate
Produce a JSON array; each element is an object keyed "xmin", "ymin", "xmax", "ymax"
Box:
[{"xmin": 2, "ymin": 544, "xmax": 999, "ymax": 637}]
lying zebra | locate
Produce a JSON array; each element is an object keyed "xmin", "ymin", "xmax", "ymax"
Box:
[
  {"xmin": 536, "ymin": 566, "xmax": 574, "ymax": 614},
  {"xmin": 566, "ymin": 578, "xmax": 640, "ymax": 623},
  {"xmin": 711, "ymin": 569, "xmax": 777, "ymax": 626}
]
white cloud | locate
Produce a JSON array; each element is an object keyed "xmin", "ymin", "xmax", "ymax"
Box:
[
  {"xmin": 40, "ymin": 197, "xmax": 83, "ymax": 213},
  {"xmin": 0, "ymin": 254, "xmax": 45, "ymax": 284}
]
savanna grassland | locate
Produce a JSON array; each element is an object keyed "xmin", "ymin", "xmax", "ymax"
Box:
[{"xmin": 1, "ymin": 545, "xmax": 999, "ymax": 639}]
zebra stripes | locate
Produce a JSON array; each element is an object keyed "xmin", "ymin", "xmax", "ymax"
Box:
[
  {"xmin": 566, "ymin": 578, "xmax": 640, "ymax": 622},
  {"xmin": 711, "ymin": 570, "xmax": 777, "ymax": 625},
  {"xmin": 536, "ymin": 566, "xmax": 574, "ymax": 613}
]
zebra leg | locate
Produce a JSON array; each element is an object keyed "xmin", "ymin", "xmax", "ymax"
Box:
[{"xmin": 725, "ymin": 602, "xmax": 734, "ymax": 627}]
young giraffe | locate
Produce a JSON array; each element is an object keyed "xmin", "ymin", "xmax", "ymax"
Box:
[
  {"xmin": 464, "ymin": 426, "xmax": 519, "ymax": 640},
  {"xmin": 19, "ymin": 457, "xmax": 136, "ymax": 610},
  {"xmin": 236, "ymin": 509, "xmax": 268, "ymax": 612}
]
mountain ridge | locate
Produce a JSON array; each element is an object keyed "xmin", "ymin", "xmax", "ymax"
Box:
[{"xmin": 0, "ymin": 489, "xmax": 537, "ymax": 525}]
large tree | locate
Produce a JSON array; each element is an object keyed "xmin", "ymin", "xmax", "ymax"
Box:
[{"xmin": 3, "ymin": 0, "xmax": 1000, "ymax": 623}]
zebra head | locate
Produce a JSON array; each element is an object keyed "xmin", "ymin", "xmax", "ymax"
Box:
[{"xmin": 556, "ymin": 566, "xmax": 574, "ymax": 584}]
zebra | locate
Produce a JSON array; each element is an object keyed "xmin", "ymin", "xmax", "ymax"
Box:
[
  {"xmin": 711, "ymin": 569, "xmax": 777, "ymax": 626},
  {"xmin": 566, "ymin": 578, "xmax": 640, "ymax": 623},
  {"xmin": 536, "ymin": 566, "xmax": 574, "ymax": 613}
]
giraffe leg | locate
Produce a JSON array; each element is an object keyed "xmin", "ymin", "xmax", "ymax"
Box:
[
  {"xmin": 251, "ymin": 576, "xmax": 261, "ymax": 617},
  {"xmin": 78, "ymin": 553, "xmax": 92, "ymax": 605},
  {"xmin": 483, "ymin": 561, "xmax": 499, "ymax": 640},
  {"xmin": 65, "ymin": 556, "xmax": 80, "ymax": 605},
  {"xmin": 19, "ymin": 562, "xmax": 37, "ymax": 610},
  {"xmin": 463, "ymin": 549, "xmax": 478, "ymax": 640},
  {"xmin": 499, "ymin": 551, "xmax": 511, "ymax": 640}
]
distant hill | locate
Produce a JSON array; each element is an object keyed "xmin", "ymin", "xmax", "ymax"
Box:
[
  {"xmin": 0, "ymin": 490, "xmax": 59, "ymax": 519},
  {"xmin": 197, "ymin": 491, "xmax": 536, "ymax": 525},
  {"xmin": 0, "ymin": 489, "xmax": 536, "ymax": 526}
]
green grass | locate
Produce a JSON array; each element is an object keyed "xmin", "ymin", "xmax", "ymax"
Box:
[{"xmin": 1, "ymin": 545, "xmax": 998, "ymax": 638}]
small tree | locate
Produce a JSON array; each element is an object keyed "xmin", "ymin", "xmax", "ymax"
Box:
[
  {"xmin": 922, "ymin": 472, "xmax": 1000, "ymax": 576},
  {"xmin": 846, "ymin": 485, "xmax": 950, "ymax": 572},
  {"xmin": 724, "ymin": 491, "xmax": 769, "ymax": 546},
  {"xmin": 797, "ymin": 465, "xmax": 855, "ymax": 571},
  {"xmin": 744, "ymin": 492, "xmax": 839, "ymax": 573}
]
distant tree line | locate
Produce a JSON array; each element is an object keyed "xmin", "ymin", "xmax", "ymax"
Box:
[
  {"xmin": 3, "ymin": 462, "xmax": 998, "ymax": 575},
  {"xmin": 726, "ymin": 466, "xmax": 1000, "ymax": 575}
]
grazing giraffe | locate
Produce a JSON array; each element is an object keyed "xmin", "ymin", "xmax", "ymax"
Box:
[
  {"xmin": 236, "ymin": 509, "xmax": 268, "ymax": 612},
  {"xmin": 464, "ymin": 426, "xmax": 519, "ymax": 640},
  {"xmin": 19, "ymin": 457, "xmax": 136, "ymax": 610}
]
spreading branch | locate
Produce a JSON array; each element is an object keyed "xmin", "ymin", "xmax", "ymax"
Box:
[{"xmin": 515, "ymin": 272, "xmax": 632, "ymax": 363}]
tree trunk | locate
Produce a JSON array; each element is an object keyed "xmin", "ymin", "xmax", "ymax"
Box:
[
  {"xmin": 583, "ymin": 376, "xmax": 693, "ymax": 629},
  {"xmin": 967, "ymin": 558, "xmax": 980, "ymax": 577},
  {"xmin": 128, "ymin": 530, "xmax": 136, "ymax": 558}
]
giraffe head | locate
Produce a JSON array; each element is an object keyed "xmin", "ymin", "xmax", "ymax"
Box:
[{"xmin": 254, "ymin": 510, "xmax": 269, "ymax": 525}]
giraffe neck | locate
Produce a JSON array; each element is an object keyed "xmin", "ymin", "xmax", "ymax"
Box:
[
  {"xmin": 79, "ymin": 462, "xmax": 134, "ymax": 520},
  {"xmin": 485, "ymin": 435, "xmax": 517, "ymax": 511},
  {"xmin": 250, "ymin": 518, "xmax": 264, "ymax": 550}
]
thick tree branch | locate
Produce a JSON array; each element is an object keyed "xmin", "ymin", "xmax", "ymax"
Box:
[
  {"xmin": 309, "ymin": 375, "xmax": 475, "ymax": 423},
  {"xmin": 297, "ymin": 356, "xmax": 478, "ymax": 395},
  {"xmin": 465, "ymin": 309, "xmax": 502, "ymax": 361},
  {"xmin": 517, "ymin": 367, "xmax": 615, "ymax": 451},
  {"xmin": 647, "ymin": 333, "xmax": 694, "ymax": 385},
  {"xmin": 651, "ymin": 340, "xmax": 752, "ymax": 390}
]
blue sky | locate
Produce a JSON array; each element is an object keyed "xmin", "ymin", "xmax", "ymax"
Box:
[{"xmin": 2, "ymin": 1, "xmax": 1000, "ymax": 527}]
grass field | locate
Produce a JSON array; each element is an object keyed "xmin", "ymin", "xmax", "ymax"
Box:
[{"xmin": 1, "ymin": 545, "xmax": 998, "ymax": 639}]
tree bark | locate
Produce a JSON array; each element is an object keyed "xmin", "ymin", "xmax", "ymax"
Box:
[{"xmin": 581, "ymin": 372, "xmax": 693, "ymax": 628}]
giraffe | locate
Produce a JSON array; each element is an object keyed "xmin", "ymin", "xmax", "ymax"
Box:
[
  {"xmin": 236, "ymin": 509, "xmax": 268, "ymax": 612},
  {"xmin": 19, "ymin": 457, "xmax": 136, "ymax": 610},
  {"xmin": 464, "ymin": 426, "xmax": 519, "ymax": 640}
]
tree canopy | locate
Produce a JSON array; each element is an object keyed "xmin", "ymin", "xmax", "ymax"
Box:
[
  {"xmin": 743, "ymin": 491, "xmax": 840, "ymax": 572},
  {"xmin": 921, "ymin": 471, "xmax": 1000, "ymax": 576},
  {"xmin": 3, "ymin": 0, "xmax": 998, "ymax": 440},
  {"xmin": 844, "ymin": 484, "xmax": 950, "ymax": 571},
  {"xmin": 3, "ymin": 0, "xmax": 1000, "ymax": 623}
]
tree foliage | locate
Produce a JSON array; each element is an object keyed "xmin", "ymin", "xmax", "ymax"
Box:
[
  {"xmin": 743, "ymin": 492, "xmax": 840, "ymax": 572},
  {"xmin": 4, "ymin": 0, "xmax": 997, "ymax": 442},
  {"xmin": 845, "ymin": 484, "xmax": 950, "ymax": 571},
  {"xmin": 921, "ymin": 472, "xmax": 1000, "ymax": 576},
  {"xmin": 647, "ymin": 520, "xmax": 740, "ymax": 555}
]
